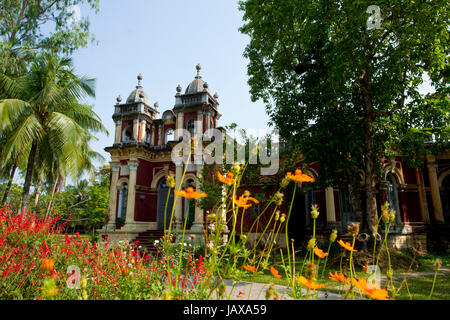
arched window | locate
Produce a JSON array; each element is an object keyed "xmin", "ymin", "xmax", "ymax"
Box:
[
  {"xmin": 386, "ymin": 173, "xmax": 401, "ymax": 224},
  {"xmin": 122, "ymin": 126, "xmax": 133, "ymax": 142},
  {"xmin": 117, "ymin": 182, "xmax": 128, "ymax": 220},
  {"xmin": 165, "ymin": 129, "xmax": 174, "ymax": 144},
  {"xmin": 145, "ymin": 129, "xmax": 151, "ymax": 144},
  {"xmin": 186, "ymin": 119, "xmax": 195, "ymax": 136}
]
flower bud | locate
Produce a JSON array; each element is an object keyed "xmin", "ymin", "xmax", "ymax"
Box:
[
  {"xmin": 265, "ymin": 286, "xmax": 274, "ymax": 300},
  {"xmin": 280, "ymin": 177, "xmax": 290, "ymax": 189},
  {"xmin": 347, "ymin": 222, "xmax": 360, "ymax": 236},
  {"xmin": 329, "ymin": 229, "xmax": 338, "ymax": 242},
  {"xmin": 307, "ymin": 238, "xmax": 316, "ymax": 250},
  {"xmin": 274, "ymin": 192, "xmax": 284, "ymax": 206},
  {"xmin": 434, "ymin": 259, "xmax": 442, "ymax": 271},
  {"xmin": 305, "ymin": 262, "xmax": 316, "ymax": 281},
  {"xmin": 275, "ymin": 211, "xmax": 280, "ymax": 221},
  {"xmin": 166, "ymin": 171, "xmax": 175, "ymax": 188},
  {"xmin": 280, "ymin": 213, "xmax": 286, "ymax": 223},
  {"xmin": 389, "ymin": 210, "xmax": 396, "ymax": 223},
  {"xmin": 310, "ymin": 204, "xmax": 319, "ymax": 219}
]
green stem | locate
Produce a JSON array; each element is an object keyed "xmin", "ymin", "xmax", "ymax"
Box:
[
  {"xmin": 320, "ymin": 241, "xmax": 332, "ymax": 279},
  {"xmin": 429, "ymin": 270, "xmax": 438, "ymax": 300}
]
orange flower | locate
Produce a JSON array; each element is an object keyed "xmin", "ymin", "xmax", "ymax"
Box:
[
  {"xmin": 286, "ymin": 169, "xmax": 315, "ymax": 183},
  {"xmin": 233, "ymin": 195, "xmax": 259, "ymax": 209},
  {"xmin": 41, "ymin": 258, "xmax": 55, "ymax": 272},
  {"xmin": 174, "ymin": 187, "xmax": 207, "ymax": 199},
  {"xmin": 122, "ymin": 266, "xmax": 130, "ymax": 276},
  {"xmin": 328, "ymin": 272, "xmax": 350, "ymax": 283},
  {"xmin": 352, "ymin": 278, "xmax": 393, "ymax": 300},
  {"xmin": 363, "ymin": 262, "xmax": 369, "ymax": 272},
  {"xmin": 337, "ymin": 239, "xmax": 358, "ymax": 252},
  {"xmin": 314, "ymin": 246, "xmax": 328, "ymax": 259},
  {"xmin": 295, "ymin": 275, "xmax": 325, "ymax": 289},
  {"xmin": 270, "ymin": 266, "xmax": 282, "ymax": 279},
  {"xmin": 217, "ymin": 171, "xmax": 236, "ymax": 185},
  {"xmin": 243, "ymin": 265, "xmax": 256, "ymax": 272}
]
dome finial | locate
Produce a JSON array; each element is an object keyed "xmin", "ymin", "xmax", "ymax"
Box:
[
  {"xmin": 195, "ymin": 64, "xmax": 202, "ymax": 78},
  {"xmin": 137, "ymin": 73, "xmax": 143, "ymax": 87},
  {"xmin": 116, "ymin": 95, "xmax": 122, "ymax": 104}
]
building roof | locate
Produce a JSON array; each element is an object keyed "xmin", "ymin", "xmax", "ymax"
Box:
[
  {"xmin": 126, "ymin": 74, "xmax": 151, "ymax": 106},
  {"xmin": 185, "ymin": 64, "xmax": 209, "ymax": 94}
]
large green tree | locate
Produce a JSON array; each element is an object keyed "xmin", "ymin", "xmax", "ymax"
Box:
[
  {"xmin": 0, "ymin": 52, "xmax": 107, "ymax": 212},
  {"xmin": 239, "ymin": 0, "xmax": 449, "ymax": 234}
]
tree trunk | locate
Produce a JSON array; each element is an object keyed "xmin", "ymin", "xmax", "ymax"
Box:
[
  {"xmin": 347, "ymin": 170, "xmax": 363, "ymax": 224},
  {"xmin": 46, "ymin": 175, "xmax": 60, "ymax": 218},
  {"xmin": 20, "ymin": 141, "xmax": 37, "ymax": 213},
  {"xmin": 1, "ymin": 160, "xmax": 18, "ymax": 206},
  {"xmin": 34, "ymin": 182, "xmax": 41, "ymax": 209},
  {"xmin": 360, "ymin": 70, "xmax": 378, "ymax": 236}
]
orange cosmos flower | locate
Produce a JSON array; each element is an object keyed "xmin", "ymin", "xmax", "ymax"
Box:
[
  {"xmin": 122, "ymin": 266, "xmax": 130, "ymax": 276},
  {"xmin": 217, "ymin": 171, "xmax": 236, "ymax": 185},
  {"xmin": 352, "ymin": 278, "xmax": 393, "ymax": 300},
  {"xmin": 314, "ymin": 246, "xmax": 328, "ymax": 259},
  {"xmin": 295, "ymin": 275, "xmax": 326, "ymax": 289},
  {"xmin": 328, "ymin": 272, "xmax": 350, "ymax": 283},
  {"xmin": 270, "ymin": 266, "xmax": 282, "ymax": 279},
  {"xmin": 41, "ymin": 258, "xmax": 55, "ymax": 272},
  {"xmin": 174, "ymin": 187, "xmax": 207, "ymax": 199},
  {"xmin": 243, "ymin": 265, "xmax": 256, "ymax": 272},
  {"xmin": 286, "ymin": 169, "xmax": 315, "ymax": 183},
  {"xmin": 233, "ymin": 194, "xmax": 259, "ymax": 209},
  {"xmin": 337, "ymin": 239, "xmax": 358, "ymax": 252}
]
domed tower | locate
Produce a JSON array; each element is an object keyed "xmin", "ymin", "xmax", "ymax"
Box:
[
  {"xmin": 173, "ymin": 64, "xmax": 221, "ymax": 139},
  {"xmin": 112, "ymin": 74, "xmax": 158, "ymax": 145}
]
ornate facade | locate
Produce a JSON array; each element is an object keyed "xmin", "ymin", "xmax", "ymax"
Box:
[{"xmin": 99, "ymin": 65, "xmax": 221, "ymax": 242}]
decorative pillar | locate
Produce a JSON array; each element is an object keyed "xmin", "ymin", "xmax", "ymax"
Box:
[
  {"xmin": 325, "ymin": 187, "xmax": 337, "ymax": 227},
  {"xmin": 151, "ymin": 124, "xmax": 156, "ymax": 145},
  {"xmin": 190, "ymin": 161, "xmax": 205, "ymax": 233},
  {"xmin": 106, "ymin": 163, "xmax": 121, "ymax": 230},
  {"xmin": 158, "ymin": 124, "xmax": 163, "ymax": 146},
  {"xmin": 114, "ymin": 121, "xmax": 122, "ymax": 144},
  {"xmin": 427, "ymin": 156, "xmax": 444, "ymax": 223},
  {"xmin": 123, "ymin": 161, "xmax": 139, "ymax": 230},
  {"xmin": 196, "ymin": 110, "xmax": 203, "ymax": 135},
  {"xmin": 140, "ymin": 119, "xmax": 146, "ymax": 142},
  {"xmin": 174, "ymin": 162, "xmax": 183, "ymax": 230},
  {"xmin": 415, "ymin": 167, "xmax": 430, "ymax": 224},
  {"xmin": 133, "ymin": 119, "xmax": 139, "ymax": 141},
  {"xmin": 176, "ymin": 112, "xmax": 184, "ymax": 140}
]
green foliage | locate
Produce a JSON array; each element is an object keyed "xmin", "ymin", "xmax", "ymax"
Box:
[{"xmin": 238, "ymin": 0, "xmax": 449, "ymax": 231}]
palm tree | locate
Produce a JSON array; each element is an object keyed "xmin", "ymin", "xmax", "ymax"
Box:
[{"xmin": 0, "ymin": 52, "xmax": 108, "ymax": 212}]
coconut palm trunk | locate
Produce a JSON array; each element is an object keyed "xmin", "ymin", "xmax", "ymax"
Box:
[
  {"xmin": 1, "ymin": 160, "xmax": 18, "ymax": 206},
  {"xmin": 20, "ymin": 141, "xmax": 37, "ymax": 213}
]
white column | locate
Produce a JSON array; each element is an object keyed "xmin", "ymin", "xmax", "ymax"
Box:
[
  {"xmin": 151, "ymin": 124, "xmax": 156, "ymax": 145},
  {"xmin": 123, "ymin": 161, "xmax": 139, "ymax": 230},
  {"xmin": 427, "ymin": 156, "xmax": 444, "ymax": 223},
  {"xmin": 325, "ymin": 187, "xmax": 337, "ymax": 227},
  {"xmin": 174, "ymin": 162, "xmax": 183, "ymax": 230},
  {"xmin": 140, "ymin": 119, "xmax": 146, "ymax": 142},
  {"xmin": 133, "ymin": 119, "xmax": 139, "ymax": 141},
  {"xmin": 114, "ymin": 121, "xmax": 122, "ymax": 144},
  {"xmin": 175, "ymin": 112, "xmax": 184, "ymax": 141},
  {"xmin": 415, "ymin": 167, "xmax": 430, "ymax": 224},
  {"xmin": 106, "ymin": 163, "xmax": 120, "ymax": 230},
  {"xmin": 190, "ymin": 160, "xmax": 204, "ymax": 233}
]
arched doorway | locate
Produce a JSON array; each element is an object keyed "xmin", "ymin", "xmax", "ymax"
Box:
[
  {"xmin": 386, "ymin": 173, "xmax": 402, "ymax": 224},
  {"xmin": 339, "ymin": 186, "xmax": 355, "ymax": 231},
  {"xmin": 157, "ymin": 179, "xmax": 174, "ymax": 230},
  {"xmin": 183, "ymin": 178, "xmax": 196, "ymax": 227}
]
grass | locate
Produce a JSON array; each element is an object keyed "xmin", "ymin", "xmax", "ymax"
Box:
[{"xmin": 235, "ymin": 247, "xmax": 450, "ymax": 300}]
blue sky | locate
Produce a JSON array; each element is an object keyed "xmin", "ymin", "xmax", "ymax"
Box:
[{"xmin": 71, "ymin": 0, "xmax": 270, "ymax": 167}]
